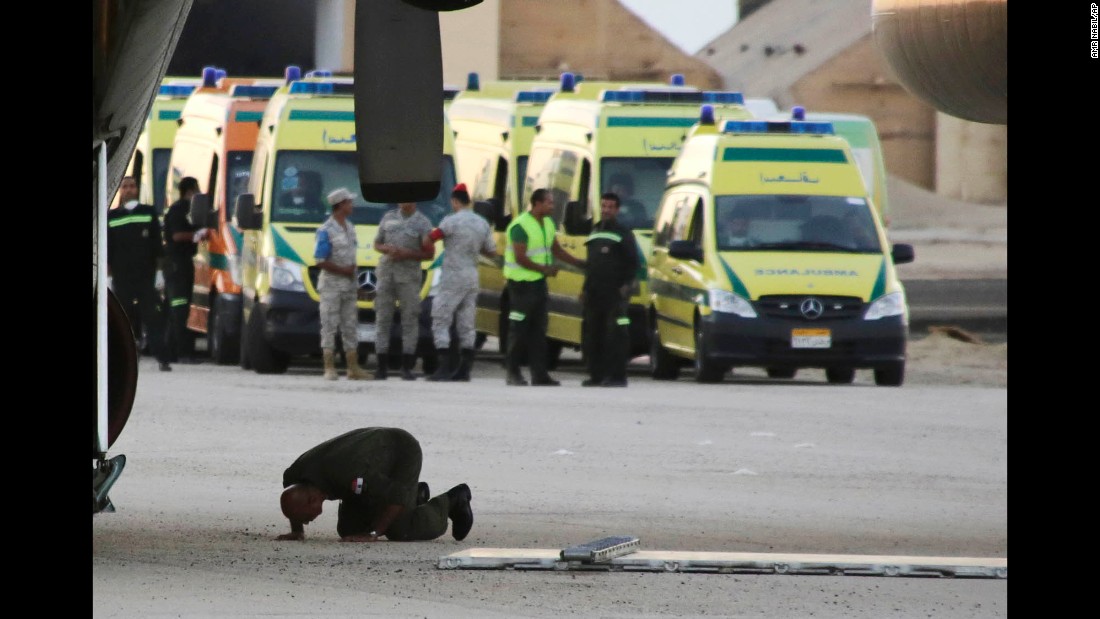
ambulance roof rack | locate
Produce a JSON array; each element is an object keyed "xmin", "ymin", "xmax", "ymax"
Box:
[
  {"xmin": 600, "ymin": 90, "xmax": 744, "ymax": 104},
  {"xmin": 288, "ymin": 80, "xmax": 356, "ymax": 96},
  {"xmin": 229, "ymin": 84, "xmax": 279, "ymax": 99},
  {"xmin": 720, "ymin": 119, "xmax": 835, "ymax": 135},
  {"xmin": 159, "ymin": 84, "xmax": 197, "ymax": 98},
  {"xmin": 285, "ymin": 65, "xmax": 302, "ymax": 84}
]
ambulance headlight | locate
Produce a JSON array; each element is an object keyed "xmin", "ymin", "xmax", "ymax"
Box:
[
  {"xmin": 864, "ymin": 291, "xmax": 906, "ymax": 320},
  {"xmin": 708, "ymin": 289, "xmax": 757, "ymax": 318},
  {"xmin": 268, "ymin": 257, "xmax": 306, "ymax": 292}
]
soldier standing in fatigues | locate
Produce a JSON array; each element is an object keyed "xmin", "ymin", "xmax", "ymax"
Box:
[
  {"xmin": 277, "ymin": 427, "xmax": 474, "ymax": 542},
  {"xmin": 581, "ymin": 192, "xmax": 640, "ymax": 387},
  {"xmin": 373, "ymin": 202, "xmax": 433, "ymax": 380},
  {"xmin": 423, "ymin": 183, "xmax": 497, "ymax": 382},
  {"xmin": 314, "ymin": 188, "xmax": 370, "ymax": 381}
]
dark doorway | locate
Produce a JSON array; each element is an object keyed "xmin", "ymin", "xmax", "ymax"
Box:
[{"xmin": 168, "ymin": 0, "xmax": 318, "ymax": 78}]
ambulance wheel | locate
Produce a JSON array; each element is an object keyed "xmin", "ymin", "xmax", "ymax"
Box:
[
  {"xmin": 649, "ymin": 322, "xmax": 679, "ymax": 380},
  {"xmin": 874, "ymin": 361, "xmax": 905, "ymax": 387},
  {"xmin": 767, "ymin": 367, "xmax": 797, "ymax": 379},
  {"xmin": 209, "ymin": 295, "xmax": 239, "ymax": 365},
  {"xmin": 693, "ymin": 322, "xmax": 726, "ymax": 383},
  {"xmin": 247, "ymin": 306, "xmax": 289, "ymax": 374},
  {"xmin": 825, "ymin": 367, "xmax": 855, "ymax": 384}
]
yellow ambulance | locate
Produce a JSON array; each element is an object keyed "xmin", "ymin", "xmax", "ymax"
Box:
[
  {"xmin": 500, "ymin": 75, "xmax": 755, "ymax": 365},
  {"xmin": 167, "ymin": 67, "xmax": 289, "ymax": 364},
  {"xmin": 647, "ymin": 109, "xmax": 915, "ymax": 386},
  {"xmin": 119, "ymin": 77, "xmax": 201, "ymax": 213},
  {"xmin": 234, "ymin": 76, "xmax": 455, "ymax": 374},
  {"xmin": 436, "ymin": 73, "xmax": 561, "ymax": 349}
]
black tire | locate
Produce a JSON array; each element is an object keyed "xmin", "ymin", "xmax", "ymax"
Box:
[
  {"xmin": 209, "ymin": 295, "xmax": 240, "ymax": 365},
  {"xmin": 825, "ymin": 367, "xmax": 856, "ymax": 384},
  {"xmin": 693, "ymin": 321, "xmax": 726, "ymax": 383},
  {"xmin": 874, "ymin": 361, "xmax": 905, "ymax": 386},
  {"xmin": 649, "ymin": 320, "xmax": 680, "ymax": 380},
  {"xmin": 247, "ymin": 306, "xmax": 289, "ymax": 374},
  {"xmin": 767, "ymin": 367, "xmax": 797, "ymax": 379}
]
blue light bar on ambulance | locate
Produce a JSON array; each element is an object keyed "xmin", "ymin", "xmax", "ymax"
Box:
[
  {"xmin": 699, "ymin": 104, "xmax": 716, "ymax": 125},
  {"xmin": 288, "ymin": 81, "xmax": 356, "ymax": 96},
  {"xmin": 285, "ymin": 65, "xmax": 302, "ymax": 84},
  {"xmin": 720, "ymin": 120, "xmax": 835, "ymax": 135},
  {"xmin": 560, "ymin": 72, "xmax": 576, "ymax": 93},
  {"xmin": 159, "ymin": 84, "xmax": 197, "ymax": 97},
  {"xmin": 600, "ymin": 90, "xmax": 744, "ymax": 104},
  {"xmin": 670, "ymin": 73, "xmax": 685, "ymax": 86},
  {"xmin": 791, "ymin": 105, "xmax": 806, "ymax": 121},
  {"xmin": 305, "ymin": 69, "xmax": 333, "ymax": 78},
  {"xmin": 230, "ymin": 85, "xmax": 279, "ymax": 99},
  {"xmin": 467, "ymin": 72, "xmax": 480, "ymax": 91},
  {"xmin": 515, "ymin": 90, "xmax": 554, "ymax": 103},
  {"xmin": 202, "ymin": 66, "xmax": 218, "ymax": 87},
  {"xmin": 215, "ymin": 69, "xmax": 227, "ymax": 82}
]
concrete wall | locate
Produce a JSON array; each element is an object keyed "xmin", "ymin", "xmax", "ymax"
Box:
[
  {"xmin": 499, "ymin": 0, "xmax": 722, "ymax": 87},
  {"xmin": 935, "ymin": 114, "xmax": 1008, "ymax": 204}
]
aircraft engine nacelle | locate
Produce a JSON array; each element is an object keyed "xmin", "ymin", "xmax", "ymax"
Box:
[{"xmin": 871, "ymin": 0, "xmax": 1007, "ymax": 125}]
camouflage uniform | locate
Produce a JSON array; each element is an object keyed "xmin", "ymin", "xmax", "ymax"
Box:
[
  {"xmin": 432, "ymin": 209, "xmax": 496, "ymax": 349},
  {"xmin": 374, "ymin": 207, "xmax": 433, "ymax": 355},
  {"xmin": 315, "ymin": 215, "xmax": 359, "ymax": 351}
]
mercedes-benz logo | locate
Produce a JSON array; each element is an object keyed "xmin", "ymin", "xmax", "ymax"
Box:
[
  {"xmin": 357, "ymin": 269, "xmax": 377, "ymax": 293},
  {"xmin": 800, "ymin": 297, "xmax": 824, "ymax": 320}
]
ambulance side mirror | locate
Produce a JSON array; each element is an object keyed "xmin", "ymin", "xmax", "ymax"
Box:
[
  {"xmin": 563, "ymin": 200, "xmax": 592, "ymax": 236},
  {"xmin": 189, "ymin": 193, "xmax": 216, "ymax": 229},
  {"xmin": 891, "ymin": 243, "xmax": 915, "ymax": 265},
  {"xmin": 234, "ymin": 193, "xmax": 261, "ymax": 230},
  {"xmin": 668, "ymin": 240, "xmax": 703, "ymax": 262}
]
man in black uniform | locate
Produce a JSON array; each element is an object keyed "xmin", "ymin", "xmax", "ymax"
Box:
[
  {"xmin": 581, "ymin": 192, "xmax": 640, "ymax": 387},
  {"xmin": 277, "ymin": 427, "xmax": 474, "ymax": 543},
  {"xmin": 162, "ymin": 177, "xmax": 204, "ymax": 364},
  {"xmin": 107, "ymin": 176, "xmax": 172, "ymax": 372}
]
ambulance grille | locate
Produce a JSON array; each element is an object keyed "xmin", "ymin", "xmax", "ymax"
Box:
[{"xmin": 756, "ymin": 295, "xmax": 864, "ymax": 321}]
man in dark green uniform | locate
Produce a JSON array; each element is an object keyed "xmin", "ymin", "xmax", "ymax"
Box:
[{"xmin": 277, "ymin": 427, "xmax": 474, "ymax": 542}]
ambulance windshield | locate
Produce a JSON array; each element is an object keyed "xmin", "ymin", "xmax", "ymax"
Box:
[
  {"xmin": 714, "ymin": 195, "xmax": 882, "ymax": 253},
  {"xmin": 271, "ymin": 151, "xmax": 455, "ymax": 226},
  {"xmin": 600, "ymin": 157, "xmax": 675, "ymax": 230}
]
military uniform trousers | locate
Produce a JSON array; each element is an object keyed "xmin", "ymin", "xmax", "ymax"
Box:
[
  {"xmin": 505, "ymin": 279, "xmax": 551, "ymax": 380},
  {"xmin": 113, "ymin": 274, "xmax": 170, "ymax": 364},
  {"xmin": 333, "ymin": 433, "xmax": 449, "ymax": 540},
  {"xmin": 374, "ymin": 269, "xmax": 421, "ymax": 355},
  {"xmin": 432, "ymin": 284, "xmax": 477, "ymax": 350},
  {"xmin": 164, "ymin": 257, "xmax": 195, "ymax": 359},
  {"xmin": 583, "ymin": 295, "xmax": 631, "ymax": 383},
  {"xmin": 319, "ymin": 280, "xmax": 358, "ymax": 351}
]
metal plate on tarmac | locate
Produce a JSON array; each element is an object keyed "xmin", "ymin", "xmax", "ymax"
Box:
[
  {"xmin": 438, "ymin": 549, "xmax": 1007, "ymax": 579},
  {"xmin": 560, "ymin": 536, "xmax": 640, "ymax": 563}
]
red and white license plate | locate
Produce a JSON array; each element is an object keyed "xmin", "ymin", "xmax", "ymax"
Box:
[{"xmin": 791, "ymin": 328, "xmax": 831, "ymax": 349}]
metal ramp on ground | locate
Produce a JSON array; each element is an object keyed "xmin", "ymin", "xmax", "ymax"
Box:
[{"xmin": 439, "ymin": 536, "xmax": 1007, "ymax": 579}]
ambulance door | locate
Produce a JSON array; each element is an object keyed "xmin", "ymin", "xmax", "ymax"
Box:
[{"xmin": 663, "ymin": 193, "xmax": 706, "ymax": 352}]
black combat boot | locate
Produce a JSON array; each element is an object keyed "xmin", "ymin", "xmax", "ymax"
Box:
[
  {"xmin": 450, "ymin": 348, "xmax": 475, "ymax": 382},
  {"xmin": 401, "ymin": 353, "xmax": 418, "ymax": 381},
  {"xmin": 427, "ymin": 349, "xmax": 453, "ymax": 382},
  {"xmin": 417, "ymin": 481, "xmax": 430, "ymax": 506},
  {"xmin": 447, "ymin": 483, "xmax": 473, "ymax": 541}
]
